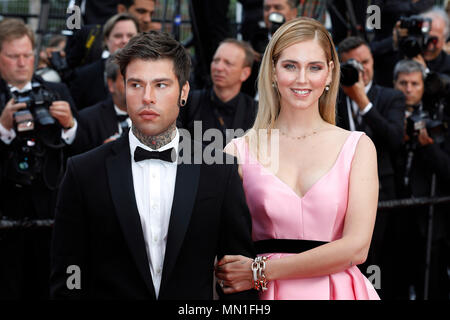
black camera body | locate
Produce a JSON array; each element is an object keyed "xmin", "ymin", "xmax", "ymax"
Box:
[
  {"xmin": 398, "ymin": 15, "xmax": 432, "ymax": 58},
  {"xmin": 340, "ymin": 59, "xmax": 364, "ymax": 86},
  {"xmin": 11, "ymin": 81, "xmax": 59, "ymax": 138},
  {"xmin": 49, "ymin": 51, "xmax": 69, "ymax": 73},
  {"xmin": 406, "ymin": 104, "xmax": 448, "ymax": 147},
  {"xmin": 424, "ymin": 72, "xmax": 450, "ymax": 107},
  {"xmin": 49, "ymin": 51, "xmax": 72, "ymax": 82}
]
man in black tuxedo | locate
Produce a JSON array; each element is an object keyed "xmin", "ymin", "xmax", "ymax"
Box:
[
  {"xmin": 72, "ymin": 55, "xmax": 129, "ymax": 154},
  {"xmin": 50, "ymin": 31, "xmax": 257, "ymax": 299},
  {"xmin": 336, "ymin": 36, "xmax": 406, "ymax": 299}
]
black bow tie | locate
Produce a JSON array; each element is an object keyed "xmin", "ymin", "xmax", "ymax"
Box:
[
  {"xmin": 133, "ymin": 146, "xmax": 176, "ymax": 163},
  {"xmin": 117, "ymin": 114, "xmax": 129, "ymax": 123}
]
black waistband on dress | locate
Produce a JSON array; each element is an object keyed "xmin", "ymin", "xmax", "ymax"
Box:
[{"xmin": 254, "ymin": 239, "xmax": 329, "ymax": 254}]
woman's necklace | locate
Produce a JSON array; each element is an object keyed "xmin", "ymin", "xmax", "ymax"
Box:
[
  {"xmin": 279, "ymin": 129, "xmax": 318, "ymax": 140},
  {"xmin": 273, "ymin": 126, "xmax": 323, "ymax": 140}
]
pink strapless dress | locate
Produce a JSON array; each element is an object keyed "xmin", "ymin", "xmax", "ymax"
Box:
[{"xmin": 232, "ymin": 131, "xmax": 380, "ymax": 300}]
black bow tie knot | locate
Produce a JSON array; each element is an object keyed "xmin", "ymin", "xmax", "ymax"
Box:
[
  {"xmin": 133, "ymin": 146, "xmax": 176, "ymax": 163},
  {"xmin": 117, "ymin": 114, "xmax": 129, "ymax": 123}
]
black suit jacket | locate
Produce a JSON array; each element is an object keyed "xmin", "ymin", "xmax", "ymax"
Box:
[
  {"xmin": 50, "ymin": 133, "xmax": 257, "ymax": 299},
  {"xmin": 0, "ymin": 76, "xmax": 78, "ymax": 219},
  {"xmin": 178, "ymin": 89, "xmax": 257, "ymax": 145},
  {"xmin": 337, "ymin": 84, "xmax": 405, "ymax": 199},
  {"xmin": 69, "ymin": 59, "xmax": 108, "ymax": 110},
  {"xmin": 70, "ymin": 96, "xmax": 119, "ymax": 155}
]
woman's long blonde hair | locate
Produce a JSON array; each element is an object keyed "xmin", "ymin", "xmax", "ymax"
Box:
[{"xmin": 253, "ymin": 17, "xmax": 340, "ymax": 131}]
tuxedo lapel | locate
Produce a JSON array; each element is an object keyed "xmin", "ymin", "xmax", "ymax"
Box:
[
  {"xmin": 159, "ymin": 138, "xmax": 201, "ymax": 296},
  {"xmin": 106, "ymin": 134, "xmax": 156, "ymax": 298}
]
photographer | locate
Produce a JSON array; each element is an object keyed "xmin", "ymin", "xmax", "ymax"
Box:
[
  {"xmin": 392, "ymin": 59, "xmax": 450, "ymax": 300},
  {"xmin": 369, "ymin": 1, "xmax": 433, "ymax": 88},
  {"xmin": 336, "ymin": 36, "xmax": 406, "ymax": 299},
  {"xmin": 242, "ymin": 0, "xmax": 298, "ymax": 97},
  {"xmin": 372, "ymin": 5, "xmax": 449, "ymax": 88},
  {"xmin": 36, "ymin": 35, "xmax": 68, "ymax": 83},
  {"xmin": 0, "ymin": 18, "xmax": 78, "ymax": 299},
  {"xmin": 417, "ymin": 7, "xmax": 450, "ymax": 76}
]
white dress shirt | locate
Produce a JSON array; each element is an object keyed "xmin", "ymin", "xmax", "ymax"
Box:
[
  {"xmin": 346, "ymin": 80, "xmax": 374, "ymax": 131},
  {"xmin": 0, "ymin": 81, "xmax": 77, "ymax": 144},
  {"xmin": 129, "ymin": 128, "xmax": 179, "ymax": 298}
]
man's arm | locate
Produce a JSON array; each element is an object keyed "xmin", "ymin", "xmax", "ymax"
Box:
[
  {"xmin": 217, "ymin": 159, "xmax": 258, "ymax": 300},
  {"xmin": 50, "ymin": 158, "xmax": 88, "ymax": 299},
  {"xmin": 363, "ymin": 89, "xmax": 406, "ymax": 151}
]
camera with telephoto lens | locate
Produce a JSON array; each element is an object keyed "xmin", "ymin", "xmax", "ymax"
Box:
[
  {"xmin": 268, "ymin": 12, "xmax": 285, "ymax": 35},
  {"xmin": 398, "ymin": 15, "xmax": 432, "ymax": 58},
  {"xmin": 340, "ymin": 59, "xmax": 364, "ymax": 86}
]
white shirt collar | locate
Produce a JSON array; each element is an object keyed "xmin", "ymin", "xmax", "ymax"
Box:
[
  {"xmin": 114, "ymin": 104, "xmax": 128, "ymax": 116},
  {"xmin": 9, "ymin": 82, "xmax": 32, "ymax": 93},
  {"xmin": 129, "ymin": 127, "xmax": 180, "ymax": 165}
]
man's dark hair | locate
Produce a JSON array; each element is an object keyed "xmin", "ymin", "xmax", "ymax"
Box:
[
  {"xmin": 337, "ymin": 36, "xmax": 369, "ymax": 58},
  {"xmin": 286, "ymin": 0, "xmax": 299, "ymax": 9},
  {"xmin": 264, "ymin": 0, "xmax": 298, "ymax": 9},
  {"xmin": 115, "ymin": 31, "xmax": 191, "ymax": 87},
  {"xmin": 118, "ymin": 0, "xmax": 155, "ymax": 9},
  {"xmin": 105, "ymin": 53, "xmax": 120, "ymax": 81}
]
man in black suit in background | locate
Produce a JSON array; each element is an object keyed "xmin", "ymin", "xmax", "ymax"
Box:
[
  {"xmin": 71, "ymin": 55, "xmax": 129, "ymax": 154},
  {"xmin": 0, "ymin": 18, "xmax": 78, "ymax": 299},
  {"xmin": 50, "ymin": 31, "xmax": 257, "ymax": 300},
  {"xmin": 178, "ymin": 39, "xmax": 257, "ymax": 147},
  {"xmin": 336, "ymin": 37, "xmax": 406, "ymax": 299},
  {"xmin": 69, "ymin": 13, "xmax": 139, "ymax": 110}
]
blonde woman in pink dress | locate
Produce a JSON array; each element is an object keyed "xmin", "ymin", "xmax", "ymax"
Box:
[{"xmin": 215, "ymin": 17, "xmax": 380, "ymax": 300}]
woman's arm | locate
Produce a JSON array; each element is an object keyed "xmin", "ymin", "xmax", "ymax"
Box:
[{"xmin": 216, "ymin": 134, "xmax": 379, "ymax": 293}]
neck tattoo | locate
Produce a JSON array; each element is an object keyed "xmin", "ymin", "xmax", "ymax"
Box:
[{"xmin": 132, "ymin": 122, "xmax": 176, "ymax": 150}]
